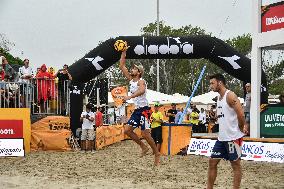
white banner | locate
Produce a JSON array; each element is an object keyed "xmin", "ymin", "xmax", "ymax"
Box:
[
  {"xmin": 187, "ymin": 138, "xmax": 284, "ymax": 163},
  {"xmin": 0, "ymin": 139, "xmax": 25, "ymax": 157}
]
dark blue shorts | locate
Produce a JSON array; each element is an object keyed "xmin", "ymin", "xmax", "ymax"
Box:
[
  {"xmin": 210, "ymin": 138, "xmax": 243, "ymax": 161},
  {"xmin": 127, "ymin": 106, "xmax": 151, "ymax": 131}
]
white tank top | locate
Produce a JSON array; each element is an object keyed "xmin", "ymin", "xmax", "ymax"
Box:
[
  {"xmin": 129, "ymin": 78, "xmax": 149, "ymax": 109},
  {"xmin": 217, "ymin": 90, "xmax": 244, "ymax": 141}
]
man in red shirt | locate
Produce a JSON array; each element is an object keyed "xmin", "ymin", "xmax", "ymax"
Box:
[{"xmin": 95, "ymin": 107, "xmax": 103, "ymax": 127}]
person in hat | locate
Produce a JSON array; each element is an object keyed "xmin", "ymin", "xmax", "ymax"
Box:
[
  {"xmin": 150, "ymin": 102, "xmax": 164, "ymax": 152},
  {"xmin": 166, "ymin": 103, "xmax": 178, "ymax": 123},
  {"xmin": 119, "ymin": 43, "xmax": 160, "ymax": 166}
]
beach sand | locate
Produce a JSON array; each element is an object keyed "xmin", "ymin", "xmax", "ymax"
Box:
[{"xmin": 0, "ymin": 140, "xmax": 283, "ymax": 189}]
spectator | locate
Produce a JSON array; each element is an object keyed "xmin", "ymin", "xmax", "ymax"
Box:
[
  {"xmin": 150, "ymin": 102, "xmax": 163, "ymax": 152},
  {"xmin": 208, "ymin": 105, "xmax": 217, "ymax": 133},
  {"xmin": 18, "ymin": 59, "xmax": 33, "ymax": 107},
  {"xmin": 0, "ymin": 55, "xmax": 17, "ymax": 81},
  {"xmin": 175, "ymin": 107, "xmax": 184, "ymax": 124},
  {"xmin": 278, "ymin": 92, "xmax": 284, "ymax": 106},
  {"xmin": 54, "ymin": 64, "xmax": 72, "ymax": 115},
  {"xmin": 48, "ymin": 66, "xmax": 56, "ymax": 99},
  {"xmin": 18, "ymin": 59, "xmax": 33, "ymax": 83},
  {"xmin": 198, "ymin": 108, "xmax": 207, "ymax": 133},
  {"xmin": 166, "ymin": 103, "xmax": 177, "ymax": 123},
  {"xmin": 80, "ymin": 103, "xmax": 95, "ymax": 152},
  {"xmin": 190, "ymin": 106, "xmax": 199, "ymax": 133},
  {"xmin": 95, "ymin": 106, "xmax": 103, "ymax": 127},
  {"xmin": 244, "ymin": 83, "xmax": 251, "ymax": 135},
  {"xmin": 35, "ymin": 67, "xmax": 41, "ymax": 78},
  {"xmin": 36, "ymin": 64, "xmax": 52, "ymax": 112}
]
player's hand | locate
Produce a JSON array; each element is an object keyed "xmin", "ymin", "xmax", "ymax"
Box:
[{"xmin": 243, "ymin": 124, "xmax": 249, "ymax": 135}]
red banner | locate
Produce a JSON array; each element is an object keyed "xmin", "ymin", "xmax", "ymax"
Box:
[
  {"xmin": 0, "ymin": 120, "xmax": 23, "ymax": 138},
  {"xmin": 262, "ymin": 2, "xmax": 284, "ymax": 32}
]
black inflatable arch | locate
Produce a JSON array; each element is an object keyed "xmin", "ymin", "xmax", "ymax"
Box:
[{"xmin": 68, "ymin": 35, "xmax": 268, "ymax": 103}]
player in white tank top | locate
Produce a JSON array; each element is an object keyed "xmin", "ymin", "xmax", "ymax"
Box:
[
  {"xmin": 129, "ymin": 78, "xmax": 149, "ymax": 108},
  {"xmin": 207, "ymin": 74, "xmax": 248, "ymax": 189},
  {"xmin": 217, "ymin": 90, "xmax": 244, "ymax": 141},
  {"xmin": 119, "ymin": 43, "xmax": 160, "ymax": 166}
]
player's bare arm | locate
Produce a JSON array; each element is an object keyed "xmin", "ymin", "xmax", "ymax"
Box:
[
  {"xmin": 119, "ymin": 50, "xmax": 132, "ymax": 81},
  {"xmin": 227, "ymin": 91, "xmax": 246, "ymax": 132}
]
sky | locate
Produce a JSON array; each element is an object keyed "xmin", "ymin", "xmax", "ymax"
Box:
[{"xmin": 0, "ymin": 0, "xmax": 282, "ymax": 71}]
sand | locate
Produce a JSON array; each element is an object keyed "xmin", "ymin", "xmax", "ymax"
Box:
[{"xmin": 0, "ymin": 140, "xmax": 284, "ymax": 189}]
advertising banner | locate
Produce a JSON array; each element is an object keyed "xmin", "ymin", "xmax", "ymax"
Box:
[
  {"xmin": 261, "ymin": 2, "xmax": 284, "ymax": 32},
  {"xmin": 0, "ymin": 120, "xmax": 23, "ymax": 138},
  {"xmin": 0, "ymin": 108, "xmax": 31, "ymax": 153},
  {"xmin": 187, "ymin": 138, "xmax": 284, "ymax": 163},
  {"xmin": 260, "ymin": 104, "xmax": 284, "ymax": 138},
  {"xmin": 0, "ymin": 139, "xmax": 24, "ymax": 157}
]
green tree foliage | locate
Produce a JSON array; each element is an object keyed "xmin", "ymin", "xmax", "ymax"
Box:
[{"xmin": 0, "ymin": 33, "xmax": 23, "ymax": 66}]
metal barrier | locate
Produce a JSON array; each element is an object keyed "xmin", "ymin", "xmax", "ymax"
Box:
[{"xmin": 0, "ymin": 79, "xmax": 70, "ymax": 116}]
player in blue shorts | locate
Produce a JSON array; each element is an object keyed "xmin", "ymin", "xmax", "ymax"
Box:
[
  {"xmin": 207, "ymin": 74, "xmax": 248, "ymax": 189},
  {"xmin": 119, "ymin": 43, "xmax": 160, "ymax": 166}
]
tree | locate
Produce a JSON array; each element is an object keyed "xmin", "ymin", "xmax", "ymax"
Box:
[{"xmin": 0, "ymin": 33, "xmax": 23, "ymax": 66}]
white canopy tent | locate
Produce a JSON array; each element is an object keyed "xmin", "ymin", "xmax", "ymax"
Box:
[{"xmin": 108, "ymin": 89, "xmax": 244, "ymax": 107}]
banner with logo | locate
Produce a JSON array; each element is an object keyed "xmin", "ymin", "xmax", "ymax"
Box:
[
  {"xmin": 0, "ymin": 139, "xmax": 25, "ymax": 157},
  {"xmin": 261, "ymin": 1, "xmax": 284, "ymax": 32},
  {"xmin": 0, "ymin": 108, "xmax": 31, "ymax": 153},
  {"xmin": 187, "ymin": 138, "xmax": 284, "ymax": 163},
  {"xmin": 31, "ymin": 116, "xmax": 70, "ymax": 130},
  {"xmin": 260, "ymin": 104, "xmax": 284, "ymax": 138},
  {"xmin": 111, "ymin": 86, "xmax": 128, "ymax": 107}
]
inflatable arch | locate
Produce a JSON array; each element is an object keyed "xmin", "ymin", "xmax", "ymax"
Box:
[{"xmin": 68, "ymin": 35, "xmax": 268, "ymax": 103}]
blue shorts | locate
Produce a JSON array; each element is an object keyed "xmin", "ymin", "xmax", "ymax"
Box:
[
  {"xmin": 210, "ymin": 138, "xmax": 243, "ymax": 161},
  {"xmin": 127, "ymin": 106, "xmax": 152, "ymax": 131}
]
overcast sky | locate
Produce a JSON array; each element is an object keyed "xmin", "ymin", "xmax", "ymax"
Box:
[{"xmin": 0, "ymin": 0, "xmax": 281, "ymax": 70}]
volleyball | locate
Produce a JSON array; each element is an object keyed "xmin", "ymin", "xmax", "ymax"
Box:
[{"xmin": 114, "ymin": 40, "xmax": 127, "ymax": 52}]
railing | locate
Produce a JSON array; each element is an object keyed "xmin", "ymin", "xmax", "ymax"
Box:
[{"xmin": 0, "ymin": 79, "xmax": 70, "ymax": 115}]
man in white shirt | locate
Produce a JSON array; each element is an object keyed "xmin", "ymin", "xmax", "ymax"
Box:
[
  {"xmin": 19, "ymin": 59, "xmax": 33, "ymax": 83},
  {"xmin": 207, "ymin": 74, "xmax": 248, "ymax": 189},
  {"xmin": 198, "ymin": 108, "xmax": 207, "ymax": 133},
  {"xmin": 80, "ymin": 103, "xmax": 95, "ymax": 152}
]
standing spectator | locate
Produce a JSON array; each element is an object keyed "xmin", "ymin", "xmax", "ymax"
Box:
[
  {"xmin": 54, "ymin": 64, "xmax": 72, "ymax": 115},
  {"xmin": 190, "ymin": 106, "xmax": 199, "ymax": 133},
  {"xmin": 208, "ymin": 105, "xmax": 217, "ymax": 133},
  {"xmin": 244, "ymin": 83, "xmax": 251, "ymax": 135},
  {"xmin": 19, "ymin": 59, "xmax": 33, "ymax": 107},
  {"xmin": 36, "ymin": 64, "xmax": 52, "ymax": 112},
  {"xmin": 166, "ymin": 103, "xmax": 178, "ymax": 123},
  {"xmin": 278, "ymin": 92, "xmax": 284, "ymax": 106},
  {"xmin": 80, "ymin": 104, "xmax": 95, "ymax": 152},
  {"xmin": 207, "ymin": 73, "xmax": 248, "ymax": 189},
  {"xmin": 18, "ymin": 59, "xmax": 33, "ymax": 83},
  {"xmin": 175, "ymin": 107, "xmax": 184, "ymax": 124},
  {"xmin": 95, "ymin": 107, "xmax": 103, "ymax": 127},
  {"xmin": 0, "ymin": 55, "xmax": 17, "ymax": 81},
  {"xmin": 150, "ymin": 102, "xmax": 163, "ymax": 152},
  {"xmin": 198, "ymin": 108, "xmax": 207, "ymax": 133}
]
